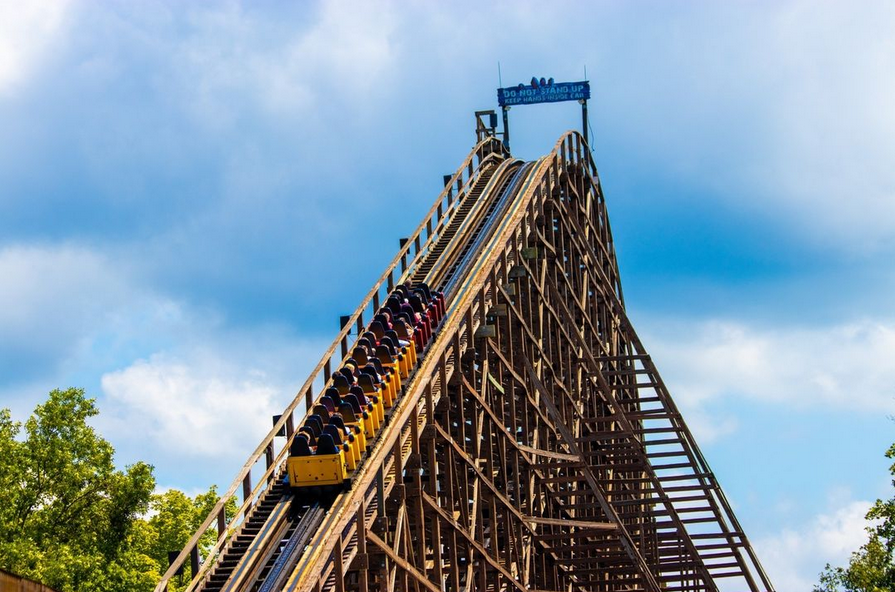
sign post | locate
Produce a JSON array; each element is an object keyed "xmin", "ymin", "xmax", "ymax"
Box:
[
  {"xmin": 501, "ymin": 105, "xmax": 511, "ymax": 150},
  {"xmin": 581, "ymin": 97, "xmax": 589, "ymax": 146},
  {"xmin": 497, "ymin": 79, "xmax": 591, "ymax": 151}
]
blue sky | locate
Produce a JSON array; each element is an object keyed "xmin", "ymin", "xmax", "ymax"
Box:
[{"xmin": 2, "ymin": 1, "xmax": 894, "ymax": 588}]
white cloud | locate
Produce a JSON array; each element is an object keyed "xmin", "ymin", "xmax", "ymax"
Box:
[
  {"xmin": 277, "ymin": 0, "xmax": 397, "ymax": 103},
  {"xmin": 0, "ymin": 241, "xmax": 325, "ymax": 466},
  {"xmin": 678, "ymin": 407, "xmax": 739, "ymax": 444},
  {"xmin": 5, "ymin": 1, "xmax": 895, "ymax": 257},
  {"xmin": 756, "ymin": 500, "xmax": 873, "ymax": 592},
  {"xmin": 737, "ymin": 2, "xmax": 895, "ymax": 252},
  {"xmin": 0, "ymin": 244, "xmax": 127, "ymax": 333},
  {"xmin": 600, "ymin": 0, "xmax": 895, "ymax": 252},
  {"xmin": 96, "ymin": 329, "xmax": 328, "ymax": 476},
  {"xmin": 172, "ymin": 1, "xmax": 398, "ymax": 128},
  {"xmin": 100, "ymin": 352, "xmax": 282, "ymax": 458},
  {"xmin": 0, "ymin": 244, "xmax": 138, "ymax": 379},
  {"xmin": 644, "ymin": 318, "xmax": 895, "ymax": 416},
  {"xmin": 0, "ymin": 243, "xmax": 325, "ymax": 475},
  {"xmin": 0, "ymin": 2, "xmax": 71, "ymax": 95}
]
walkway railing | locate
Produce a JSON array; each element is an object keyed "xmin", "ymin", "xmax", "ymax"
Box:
[{"xmin": 155, "ymin": 135, "xmax": 508, "ymax": 592}]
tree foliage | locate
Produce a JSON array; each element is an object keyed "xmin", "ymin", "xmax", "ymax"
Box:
[
  {"xmin": 815, "ymin": 444, "xmax": 895, "ymax": 592},
  {"xmin": 0, "ymin": 388, "xmax": 229, "ymax": 592}
]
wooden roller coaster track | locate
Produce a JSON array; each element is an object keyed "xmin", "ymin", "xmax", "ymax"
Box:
[{"xmin": 158, "ymin": 126, "xmax": 774, "ymax": 592}]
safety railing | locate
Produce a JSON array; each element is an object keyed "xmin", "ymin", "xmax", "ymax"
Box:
[{"xmin": 155, "ymin": 135, "xmax": 509, "ymax": 592}]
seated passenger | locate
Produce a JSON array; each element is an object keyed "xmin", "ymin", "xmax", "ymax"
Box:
[
  {"xmin": 343, "ymin": 393, "xmax": 364, "ymax": 416},
  {"xmin": 318, "ymin": 396, "xmax": 335, "ymax": 413},
  {"xmin": 350, "ymin": 386, "xmax": 379, "ymax": 418},
  {"xmin": 332, "ymin": 374, "xmax": 352, "ymax": 395},
  {"xmin": 380, "ymin": 335, "xmax": 408, "ymax": 366},
  {"xmin": 373, "ymin": 312, "xmax": 392, "ymax": 330},
  {"xmin": 392, "ymin": 311, "xmax": 423, "ymax": 352},
  {"xmin": 343, "ymin": 393, "xmax": 375, "ymax": 438},
  {"xmin": 329, "ymin": 413, "xmax": 349, "ymax": 434},
  {"xmin": 411, "ymin": 285, "xmax": 440, "ymax": 322},
  {"xmin": 369, "ymin": 320, "xmax": 387, "ymax": 342},
  {"xmin": 386, "ymin": 327, "xmax": 415, "ymax": 366},
  {"xmin": 408, "ymin": 293, "xmax": 428, "ymax": 319},
  {"xmin": 376, "ymin": 344, "xmax": 407, "ymax": 382},
  {"xmin": 414, "ymin": 282, "xmax": 445, "ymax": 318},
  {"xmin": 339, "ymin": 366, "xmax": 356, "ymax": 385},
  {"xmin": 323, "ymin": 424, "xmax": 344, "ymax": 446},
  {"xmin": 386, "ymin": 328, "xmax": 410, "ymax": 349},
  {"xmin": 290, "ymin": 433, "xmax": 312, "ymax": 456},
  {"xmin": 315, "ymin": 433, "xmax": 339, "ymax": 455},
  {"xmin": 401, "ymin": 284, "xmax": 441, "ymax": 329},
  {"xmin": 305, "ymin": 414, "xmax": 325, "ymax": 437},
  {"xmin": 323, "ymin": 395, "xmax": 340, "ymax": 415},
  {"xmin": 385, "ymin": 295, "xmax": 404, "ymax": 318},
  {"xmin": 366, "ymin": 355, "xmax": 396, "ymax": 391},
  {"xmin": 352, "ymin": 346, "xmax": 371, "ymax": 366},
  {"xmin": 357, "ymin": 372, "xmax": 378, "ymax": 393},
  {"xmin": 325, "ymin": 387, "xmax": 342, "ymax": 403},
  {"xmin": 401, "ymin": 302, "xmax": 427, "ymax": 331},
  {"xmin": 350, "ymin": 385, "xmax": 382, "ymax": 425},
  {"xmin": 322, "ymin": 424, "xmax": 356, "ymax": 468},
  {"xmin": 370, "ymin": 357, "xmax": 390, "ymax": 378},
  {"xmin": 380, "ymin": 335, "xmax": 409, "ymax": 376},
  {"xmin": 394, "ymin": 309, "xmax": 414, "ymax": 326},
  {"xmin": 298, "ymin": 426, "xmax": 317, "ymax": 446},
  {"xmin": 334, "ymin": 412, "xmax": 366, "ymax": 449},
  {"xmin": 358, "ymin": 363, "xmax": 381, "ymax": 382},
  {"xmin": 358, "ymin": 364, "xmax": 394, "ymax": 406},
  {"xmin": 338, "ymin": 402, "xmax": 358, "ymax": 423}
]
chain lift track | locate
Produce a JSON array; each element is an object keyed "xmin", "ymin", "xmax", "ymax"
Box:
[{"xmin": 158, "ymin": 129, "xmax": 773, "ymax": 592}]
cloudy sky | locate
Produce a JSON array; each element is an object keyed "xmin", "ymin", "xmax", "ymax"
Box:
[{"xmin": 2, "ymin": 1, "xmax": 894, "ymax": 588}]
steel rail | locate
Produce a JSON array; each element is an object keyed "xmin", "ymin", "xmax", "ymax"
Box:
[{"xmin": 417, "ymin": 158, "xmax": 521, "ymax": 291}]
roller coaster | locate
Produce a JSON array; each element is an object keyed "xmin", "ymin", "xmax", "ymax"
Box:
[{"xmin": 159, "ymin": 113, "xmax": 775, "ymax": 592}]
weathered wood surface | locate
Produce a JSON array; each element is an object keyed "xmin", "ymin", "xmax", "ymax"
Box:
[
  {"xmin": 0, "ymin": 571, "xmax": 59, "ymax": 592},
  {"xmin": 158, "ymin": 130, "xmax": 773, "ymax": 592}
]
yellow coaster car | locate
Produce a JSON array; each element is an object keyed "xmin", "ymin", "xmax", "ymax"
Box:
[{"xmin": 286, "ymin": 433, "xmax": 348, "ymax": 488}]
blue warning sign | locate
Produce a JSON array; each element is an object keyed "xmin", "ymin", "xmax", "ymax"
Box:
[{"xmin": 498, "ymin": 80, "xmax": 590, "ymax": 107}]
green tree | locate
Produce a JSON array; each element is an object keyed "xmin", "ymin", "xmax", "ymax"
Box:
[
  {"xmin": 0, "ymin": 388, "xmax": 229, "ymax": 592},
  {"xmin": 144, "ymin": 486, "xmax": 235, "ymax": 590},
  {"xmin": 0, "ymin": 388, "xmax": 156, "ymax": 590},
  {"xmin": 815, "ymin": 444, "xmax": 895, "ymax": 591}
]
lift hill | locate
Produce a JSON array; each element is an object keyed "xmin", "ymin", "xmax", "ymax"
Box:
[{"xmin": 159, "ymin": 98, "xmax": 774, "ymax": 592}]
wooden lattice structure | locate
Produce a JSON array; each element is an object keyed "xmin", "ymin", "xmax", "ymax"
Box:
[{"xmin": 158, "ymin": 129, "xmax": 773, "ymax": 592}]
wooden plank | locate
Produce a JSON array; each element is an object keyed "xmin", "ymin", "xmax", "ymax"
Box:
[
  {"xmin": 525, "ymin": 516, "xmax": 618, "ymax": 530},
  {"xmin": 367, "ymin": 532, "xmax": 440, "ymax": 592}
]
